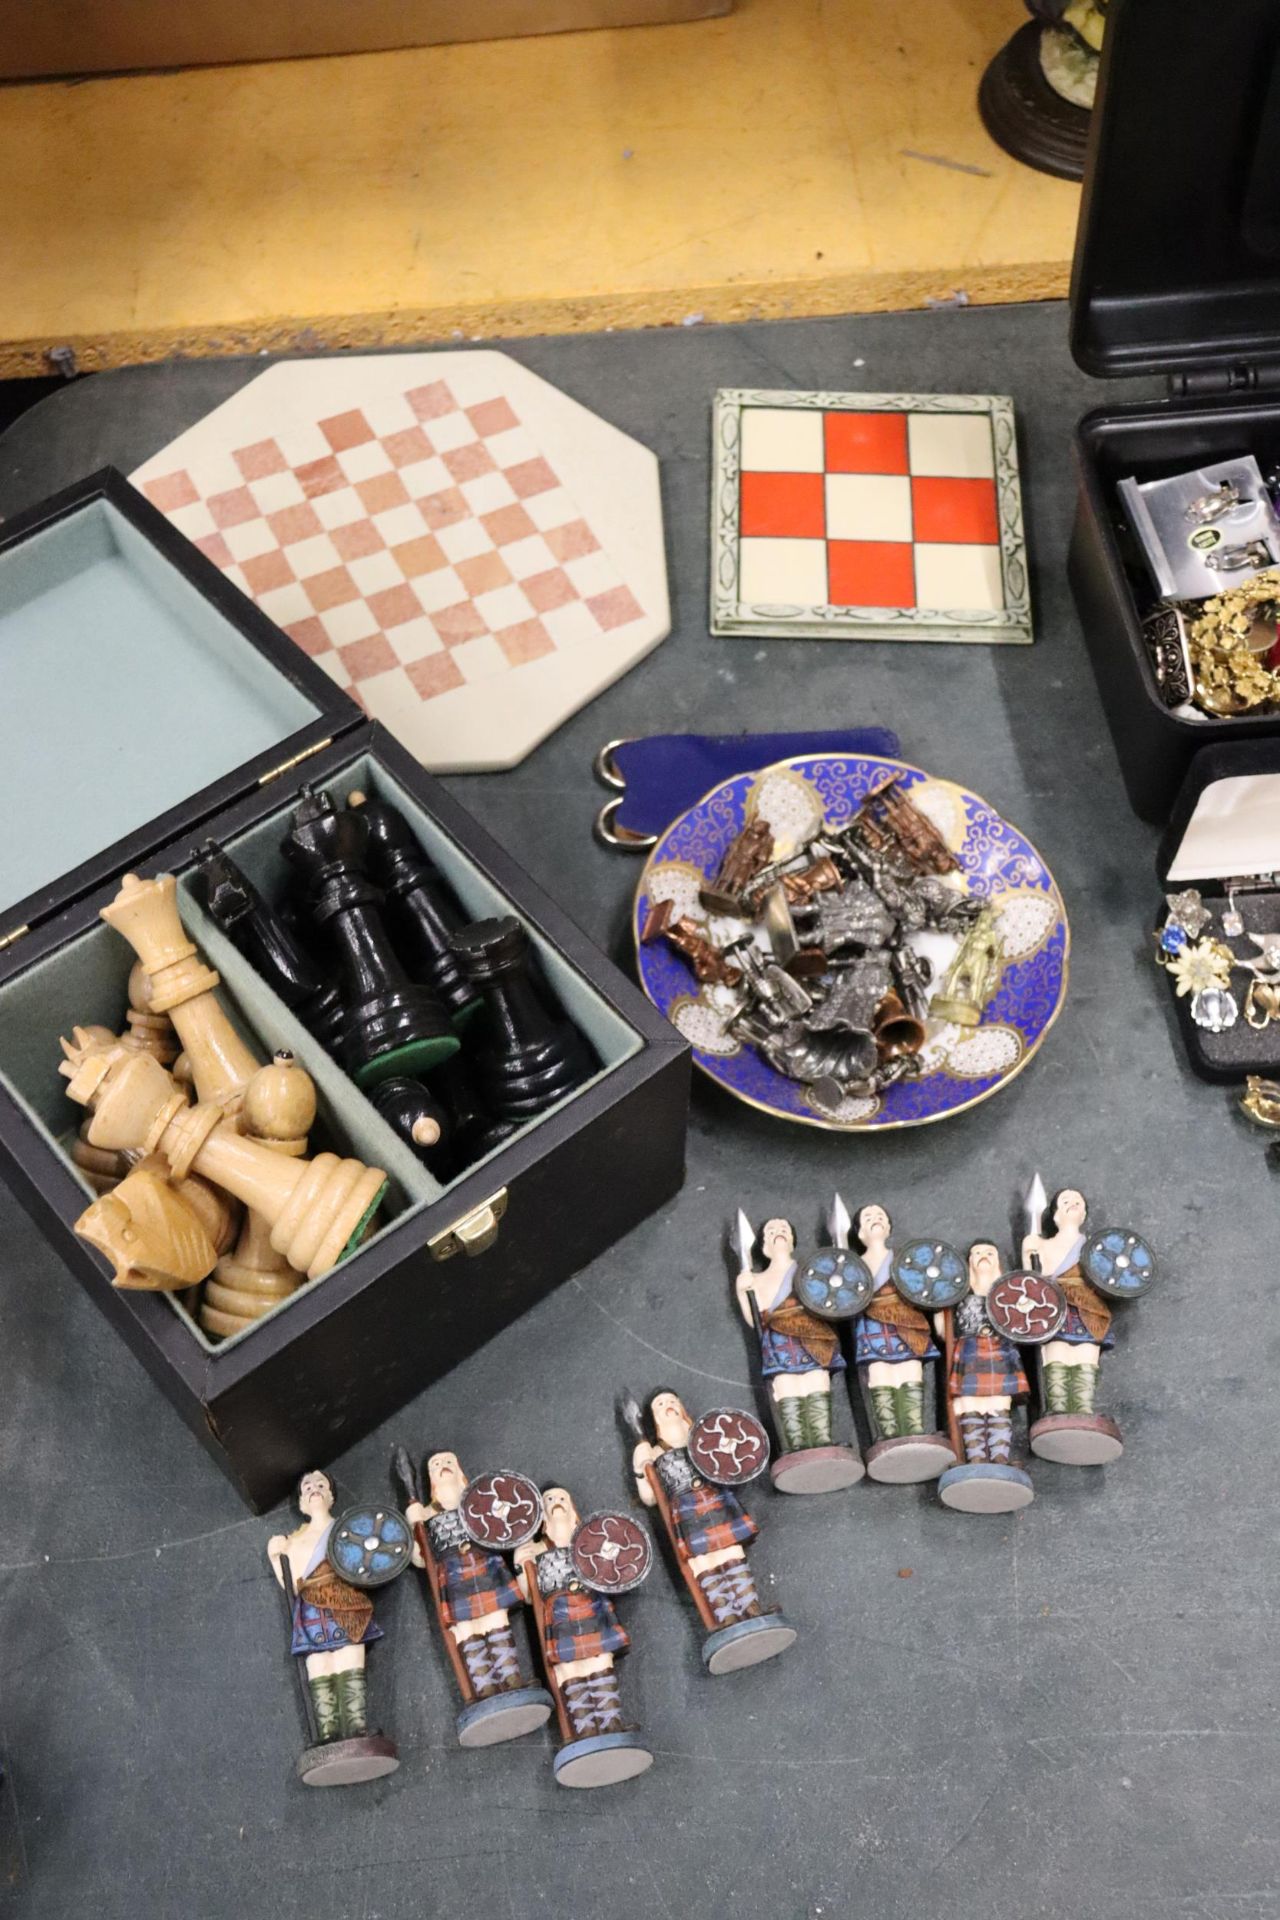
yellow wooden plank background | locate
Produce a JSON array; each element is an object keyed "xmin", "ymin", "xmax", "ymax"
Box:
[{"xmin": 0, "ymin": 0, "xmax": 1082, "ymax": 376}]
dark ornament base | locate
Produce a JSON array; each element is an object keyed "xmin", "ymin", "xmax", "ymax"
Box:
[
  {"xmin": 297, "ymin": 1733, "xmax": 399, "ymax": 1787},
  {"xmin": 1030, "ymin": 1412, "xmax": 1123, "ymax": 1465},
  {"xmin": 978, "ymin": 22, "xmax": 1091, "ymax": 182}
]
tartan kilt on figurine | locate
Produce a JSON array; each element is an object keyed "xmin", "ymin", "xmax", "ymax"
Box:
[
  {"xmin": 951, "ymin": 1329, "xmax": 1029, "ymax": 1400},
  {"xmin": 290, "ymin": 1561, "xmax": 383, "ymax": 1654},
  {"xmin": 437, "ymin": 1545, "xmax": 524, "ymax": 1626},
  {"xmin": 760, "ymin": 1309, "xmax": 847, "ymax": 1379},
  {"xmin": 671, "ymin": 1481, "xmax": 758, "ymax": 1557},
  {"xmin": 545, "ymin": 1586, "xmax": 630, "ymax": 1666}
]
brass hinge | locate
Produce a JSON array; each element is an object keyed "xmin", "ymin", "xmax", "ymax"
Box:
[
  {"xmin": 0, "ymin": 923, "xmax": 29, "ymax": 953},
  {"xmin": 427, "ymin": 1188, "xmax": 508, "ymax": 1261},
  {"xmin": 258, "ymin": 738, "xmax": 333, "ymax": 786}
]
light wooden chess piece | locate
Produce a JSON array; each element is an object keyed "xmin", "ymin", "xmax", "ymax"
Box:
[
  {"xmin": 201, "ymin": 1052, "xmax": 316, "ymax": 1339},
  {"xmin": 101, "ymin": 872, "xmax": 259, "ymax": 1113},
  {"xmin": 61, "ymin": 1047, "xmax": 385, "ymax": 1281},
  {"xmin": 75, "ymin": 1154, "xmax": 219, "ymax": 1290},
  {"xmin": 69, "ymin": 968, "xmax": 182, "ymax": 1194}
]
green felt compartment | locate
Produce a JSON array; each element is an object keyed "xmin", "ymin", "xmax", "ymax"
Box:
[
  {"xmin": 0, "ymin": 747, "xmax": 640, "ymax": 1356},
  {"xmin": 0, "ymin": 499, "xmax": 322, "ymax": 917}
]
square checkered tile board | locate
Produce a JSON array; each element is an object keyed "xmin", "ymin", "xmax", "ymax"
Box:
[
  {"xmin": 710, "ymin": 388, "xmax": 1030, "ymax": 643},
  {"xmin": 136, "ymin": 379, "xmax": 646, "ymax": 724}
]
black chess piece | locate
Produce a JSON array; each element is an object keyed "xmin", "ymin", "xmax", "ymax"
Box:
[
  {"xmin": 435, "ymin": 1054, "xmax": 519, "ymax": 1167},
  {"xmin": 282, "ymin": 788, "xmax": 460, "ymax": 1088},
  {"xmin": 368, "ymin": 1076, "xmax": 453, "ymax": 1178},
  {"xmin": 346, "ymin": 792, "xmax": 481, "ymax": 1027},
  {"xmin": 448, "ymin": 916, "xmax": 594, "ymax": 1123},
  {"xmin": 195, "ymin": 843, "xmax": 347, "ymax": 1055}
]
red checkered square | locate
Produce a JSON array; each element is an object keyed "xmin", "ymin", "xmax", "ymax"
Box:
[
  {"xmin": 911, "ymin": 475, "xmax": 999, "ymax": 545},
  {"xmin": 827, "ymin": 541, "xmax": 916, "ymax": 608}
]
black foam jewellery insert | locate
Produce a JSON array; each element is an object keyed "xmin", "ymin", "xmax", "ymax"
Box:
[
  {"xmin": 1066, "ymin": 0, "xmax": 1280, "ymax": 824},
  {"xmin": 0, "ymin": 471, "xmax": 690, "ymax": 1510}
]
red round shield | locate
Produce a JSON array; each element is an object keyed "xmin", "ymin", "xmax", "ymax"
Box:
[
  {"xmin": 986, "ymin": 1271, "xmax": 1068, "ymax": 1345},
  {"xmin": 570, "ymin": 1513, "xmax": 653, "ymax": 1594},
  {"xmin": 459, "ymin": 1470, "xmax": 543, "ymax": 1550},
  {"xmin": 688, "ymin": 1408, "xmax": 771, "ymax": 1486}
]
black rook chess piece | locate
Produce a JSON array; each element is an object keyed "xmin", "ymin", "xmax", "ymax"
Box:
[
  {"xmin": 282, "ymin": 789, "xmax": 460, "ymax": 1088},
  {"xmin": 195, "ymin": 843, "xmax": 348, "ymax": 1055},
  {"xmin": 368, "ymin": 1075, "xmax": 453, "ymax": 1177},
  {"xmin": 448, "ymin": 916, "xmax": 594, "ymax": 1123},
  {"xmin": 345, "ymin": 791, "xmax": 481, "ymax": 1027}
]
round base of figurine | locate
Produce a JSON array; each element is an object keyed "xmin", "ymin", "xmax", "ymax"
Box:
[
  {"xmin": 553, "ymin": 1731, "xmax": 655, "ymax": 1789},
  {"xmin": 297, "ymin": 1734, "xmax": 399, "ymax": 1787},
  {"xmin": 1030, "ymin": 1413, "xmax": 1124, "ymax": 1466},
  {"xmin": 977, "ymin": 23, "xmax": 1091, "ymax": 182},
  {"xmin": 703, "ymin": 1613, "xmax": 797, "ymax": 1674},
  {"xmin": 938, "ymin": 1462, "xmax": 1035, "ymax": 1513},
  {"xmin": 865, "ymin": 1434, "xmax": 956, "ymax": 1484},
  {"xmin": 456, "ymin": 1686, "xmax": 554, "ymax": 1748},
  {"xmin": 770, "ymin": 1445, "xmax": 865, "ymax": 1494}
]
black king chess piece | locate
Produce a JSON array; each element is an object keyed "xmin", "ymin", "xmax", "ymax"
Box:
[
  {"xmin": 282, "ymin": 788, "xmax": 460, "ymax": 1088},
  {"xmin": 448, "ymin": 916, "xmax": 594, "ymax": 1123},
  {"xmin": 345, "ymin": 791, "xmax": 481, "ymax": 1028},
  {"xmin": 195, "ymin": 843, "xmax": 347, "ymax": 1054}
]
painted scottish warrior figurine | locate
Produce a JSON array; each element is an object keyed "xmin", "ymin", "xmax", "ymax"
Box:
[
  {"xmin": 403, "ymin": 1451, "xmax": 553, "ymax": 1746},
  {"xmin": 1022, "ymin": 1183, "xmax": 1124, "ymax": 1465},
  {"xmin": 516, "ymin": 1487, "xmax": 654, "ymax": 1788},
  {"xmin": 853, "ymin": 1203, "xmax": 955, "ymax": 1482},
  {"xmin": 628, "ymin": 1389, "xmax": 796, "ymax": 1673},
  {"xmin": 936, "ymin": 1242, "xmax": 1035, "ymax": 1513},
  {"xmin": 267, "ymin": 1469, "xmax": 399, "ymax": 1786},
  {"xmin": 733, "ymin": 1213, "xmax": 863, "ymax": 1494}
]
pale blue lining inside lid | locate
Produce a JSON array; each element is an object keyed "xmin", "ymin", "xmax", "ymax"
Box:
[{"xmin": 0, "ymin": 498, "xmax": 322, "ymax": 916}]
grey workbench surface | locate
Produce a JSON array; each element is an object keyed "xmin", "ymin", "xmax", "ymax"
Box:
[{"xmin": 0, "ymin": 305, "xmax": 1269, "ymax": 1920}]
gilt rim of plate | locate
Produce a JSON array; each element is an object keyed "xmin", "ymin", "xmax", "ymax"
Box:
[{"xmin": 631, "ymin": 754, "xmax": 1070, "ymax": 1133}]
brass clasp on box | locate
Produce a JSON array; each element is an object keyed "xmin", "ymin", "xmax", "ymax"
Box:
[{"xmin": 427, "ymin": 1188, "xmax": 508, "ymax": 1261}]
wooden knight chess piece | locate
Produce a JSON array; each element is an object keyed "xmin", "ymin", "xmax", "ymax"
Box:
[
  {"xmin": 201, "ymin": 1052, "xmax": 316, "ymax": 1338},
  {"xmin": 196, "ymin": 843, "xmax": 346, "ymax": 1054},
  {"xmin": 60, "ymin": 1046, "xmax": 386, "ymax": 1281},
  {"xmin": 74, "ymin": 1154, "xmax": 220, "ymax": 1291}
]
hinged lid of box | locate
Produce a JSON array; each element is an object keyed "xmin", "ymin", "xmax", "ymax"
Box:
[
  {"xmin": 0, "ymin": 469, "xmax": 362, "ymax": 944},
  {"xmin": 1158, "ymin": 739, "xmax": 1280, "ymax": 887},
  {"xmin": 1070, "ymin": 0, "xmax": 1280, "ymax": 384}
]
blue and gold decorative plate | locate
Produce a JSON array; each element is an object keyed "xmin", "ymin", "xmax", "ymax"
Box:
[{"xmin": 633, "ymin": 755, "xmax": 1069, "ymax": 1132}]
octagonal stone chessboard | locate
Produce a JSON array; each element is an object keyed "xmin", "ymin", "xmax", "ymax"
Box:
[{"xmin": 132, "ymin": 353, "xmax": 670, "ymax": 772}]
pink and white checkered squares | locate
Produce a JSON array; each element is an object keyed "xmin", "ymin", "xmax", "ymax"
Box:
[{"xmin": 138, "ymin": 378, "xmax": 646, "ymax": 719}]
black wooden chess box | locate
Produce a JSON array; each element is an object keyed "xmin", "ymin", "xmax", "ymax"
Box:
[
  {"xmin": 0, "ymin": 468, "xmax": 689, "ymax": 1510},
  {"xmin": 1066, "ymin": 0, "xmax": 1280, "ymax": 824}
]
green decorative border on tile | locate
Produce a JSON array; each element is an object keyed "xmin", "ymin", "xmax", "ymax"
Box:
[{"xmin": 709, "ymin": 387, "xmax": 1032, "ymax": 645}]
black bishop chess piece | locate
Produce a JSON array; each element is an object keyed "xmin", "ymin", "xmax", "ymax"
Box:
[
  {"xmin": 345, "ymin": 791, "xmax": 481, "ymax": 1028},
  {"xmin": 282, "ymin": 788, "xmax": 460, "ymax": 1089},
  {"xmin": 448, "ymin": 916, "xmax": 594, "ymax": 1124},
  {"xmin": 368, "ymin": 1075, "xmax": 453, "ymax": 1178},
  {"xmin": 195, "ymin": 843, "xmax": 347, "ymax": 1055}
]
